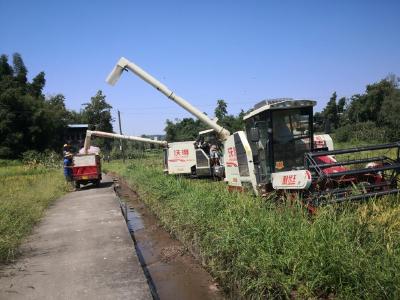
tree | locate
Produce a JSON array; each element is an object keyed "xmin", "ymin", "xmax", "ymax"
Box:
[
  {"xmin": 164, "ymin": 100, "xmax": 245, "ymax": 141},
  {"xmin": 67, "ymin": 110, "xmax": 85, "ymax": 124},
  {"xmin": 313, "ymin": 112, "xmax": 324, "ymax": 132},
  {"xmin": 379, "ymin": 89, "xmax": 400, "ymax": 141},
  {"xmin": 82, "ymin": 90, "xmax": 114, "ymax": 151},
  {"xmin": 164, "ymin": 118, "xmax": 206, "ymax": 142},
  {"xmin": 82, "ymin": 90, "xmax": 113, "ymax": 132},
  {"xmin": 322, "ymin": 92, "xmax": 339, "ymax": 131},
  {"xmin": 214, "ymin": 99, "xmax": 228, "ymax": 120},
  {"xmin": 32, "ymin": 94, "xmax": 71, "ymax": 151},
  {"xmin": 0, "ymin": 55, "xmax": 13, "ymax": 79},
  {"xmin": 386, "ymin": 73, "xmax": 400, "ymax": 87},
  {"xmin": 347, "ymin": 79, "xmax": 395, "ymax": 124},
  {"xmin": 0, "ymin": 53, "xmax": 76, "ymax": 158},
  {"xmin": 12, "ymin": 53, "xmax": 27, "ymax": 85},
  {"xmin": 0, "ymin": 53, "xmax": 47, "ymax": 157},
  {"xmin": 165, "ymin": 119, "xmax": 177, "ymax": 141},
  {"xmin": 337, "ymin": 97, "xmax": 346, "ymax": 113},
  {"xmin": 30, "ymin": 72, "xmax": 46, "ymax": 98}
]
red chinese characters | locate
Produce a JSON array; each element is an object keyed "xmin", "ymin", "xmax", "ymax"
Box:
[
  {"xmin": 227, "ymin": 147, "xmax": 236, "ymax": 158},
  {"xmin": 174, "ymin": 149, "xmax": 189, "ymax": 157},
  {"xmin": 226, "ymin": 147, "xmax": 238, "ymax": 167},
  {"xmin": 314, "ymin": 136, "xmax": 327, "ymax": 149},
  {"xmin": 281, "ymin": 175, "xmax": 296, "ymax": 185}
]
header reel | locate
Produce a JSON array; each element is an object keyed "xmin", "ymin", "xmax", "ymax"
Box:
[{"xmin": 305, "ymin": 142, "xmax": 400, "ymax": 206}]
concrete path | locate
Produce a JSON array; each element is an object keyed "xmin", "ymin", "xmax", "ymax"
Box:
[{"xmin": 0, "ymin": 174, "xmax": 152, "ymax": 300}]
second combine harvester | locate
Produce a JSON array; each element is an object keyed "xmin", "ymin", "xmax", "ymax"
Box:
[
  {"xmin": 106, "ymin": 57, "xmax": 400, "ymax": 206},
  {"xmin": 83, "ymin": 129, "xmax": 219, "ymax": 177}
]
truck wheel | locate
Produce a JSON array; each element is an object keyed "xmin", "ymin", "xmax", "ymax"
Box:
[
  {"xmin": 95, "ymin": 179, "xmax": 100, "ymax": 187},
  {"xmin": 75, "ymin": 181, "xmax": 80, "ymax": 189}
]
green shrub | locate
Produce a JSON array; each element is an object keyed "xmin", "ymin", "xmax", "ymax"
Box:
[
  {"xmin": 334, "ymin": 121, "xmax": 387, "ymax": 143},
  {"xmin": 22, "ymin": 149, "xmax": 62, "ymax": 169},
  {"xmin": 0, "ymin": 159, "xmax": 21, "ymax": 167}
]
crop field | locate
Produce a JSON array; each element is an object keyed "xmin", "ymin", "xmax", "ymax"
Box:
[
  {"xmin": 104, "ymin": 152, "xmax": 400, "ymax": 299},
  {"xmin": 0, "ymin": 161, "xmax": 67, "ymax": 263}
]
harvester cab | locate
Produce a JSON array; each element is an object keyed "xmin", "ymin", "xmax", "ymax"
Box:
[
  {"xmin": 223, "ymin": 99, "xmax": 318, "ymax": 194},
  {"xmin": 242, "ymin": 99, "xmax": 315, "ymax": 190}
]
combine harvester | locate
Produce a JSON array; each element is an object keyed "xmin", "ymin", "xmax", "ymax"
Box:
[
  {"xmin": 83, "ymin": 130, "xmax": 223, "ymax": 178},
  {"xmin": 106, "ymin": 57, "xmax": 400, "ymax": 207}
]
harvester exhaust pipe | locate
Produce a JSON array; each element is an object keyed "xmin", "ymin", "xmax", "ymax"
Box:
[{"xmin": 106, "ymin": 57, "xmax": 231, "ymax": 141}]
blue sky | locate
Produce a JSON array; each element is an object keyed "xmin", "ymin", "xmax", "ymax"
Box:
[{"xmin": 1, "ymin": 0, "xmax": 399, "ymax": 135}]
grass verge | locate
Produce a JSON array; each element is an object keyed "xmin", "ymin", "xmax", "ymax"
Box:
[
  {"xmin": 0, "ymin": 162, "xmax": 67, "ymax": 263},
  {"xmin": 104, "ymin": 156, "xmax": 400, "ymax": 299}
]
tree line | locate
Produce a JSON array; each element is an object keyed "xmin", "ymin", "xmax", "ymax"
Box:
[
  {"xmin": 1, "ymin": 52, "xmax": 398, "ymax": 159},
  {"xmin": 316, "ymin": 74, "xmax": 400, "ymax": 142},
  {"xmin": 0, "ymin": 53, "xmax": 113, "ymax": 158},
  {"xmin": 166, "ymin": 76, "xmax": 400, "ymax": 144},
  {"xmin": 164, "ymin": 99, "xmax": 245, "ymax": 141}
]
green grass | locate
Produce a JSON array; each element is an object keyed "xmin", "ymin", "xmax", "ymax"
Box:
[
  {"xmin": 105, "ymin": 156, "xmax": 400, "ymax": 299},
  {"xmin": 0, "ymin": 163, "xmax": 67, "ymax": 263}
]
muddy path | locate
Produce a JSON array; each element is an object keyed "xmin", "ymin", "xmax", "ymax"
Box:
[{"xmin": 111, "ymin": 174, "xmax": 224, "ymax": 300}]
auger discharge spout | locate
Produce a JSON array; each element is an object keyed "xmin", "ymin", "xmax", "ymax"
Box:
[
  {"xmin": 83, "ymin": 130, "xmax": 93, "ymax": 154},
  {"xmin": 106, "ymin": 57, "xmax": 231, "ymax": 141},
  {"xmin": 84, "ymin": 130, "xmax": 167, "ymax": 153}
]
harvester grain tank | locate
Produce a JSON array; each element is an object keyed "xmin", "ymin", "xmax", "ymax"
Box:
[
  {"xmin": 106, "ymin": 57, "xmax": 400, "ymax": 206},
  {"xmin": 83, "ymin": 130, "xmax": 217, "ymax": 177}
]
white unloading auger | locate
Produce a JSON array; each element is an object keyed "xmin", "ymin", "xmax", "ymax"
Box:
[
  {"xmin": 83, "ymin": 130, "xmax": 167, "ymax": 154},
  {"xmin": 105, "ymin": 57, "xmax": 231, "ymax": 141}
]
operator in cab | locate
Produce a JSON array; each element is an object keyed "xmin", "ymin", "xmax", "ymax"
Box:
[{"xmin": 209, "ymin": 144, "xmax": 220, "ymax": 166}]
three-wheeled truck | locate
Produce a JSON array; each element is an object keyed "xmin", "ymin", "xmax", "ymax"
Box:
[{"xmin": 72, "ymin": 153, "xmax": 102, "ymax": 189}]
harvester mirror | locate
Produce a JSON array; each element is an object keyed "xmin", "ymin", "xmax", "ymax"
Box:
[{"xmin": 250, "ymin": 127, "xmax": 260, "ymax": 142}]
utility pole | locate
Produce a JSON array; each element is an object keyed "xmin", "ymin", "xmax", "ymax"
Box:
[{"xmin": 117, "ymin": 110, "xmax": 126, "ymax": 163}]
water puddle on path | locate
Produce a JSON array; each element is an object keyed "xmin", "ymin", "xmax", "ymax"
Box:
[{"xmin": 112, "ymin": 176, "xmax": 224, "ymax": 300}]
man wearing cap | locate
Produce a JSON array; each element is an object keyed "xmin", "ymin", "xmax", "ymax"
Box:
[
  {"xmin": 63, "ymin": 144, "xmax": 71, "ymax": 156},
  {"xmin": 63, "ymin": 152, "xmax": 74, "ymax": 189}
]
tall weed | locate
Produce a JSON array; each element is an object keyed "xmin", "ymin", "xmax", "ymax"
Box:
[{"xmin": 105, "ymin": 158, "xmax": 400, "ymax": 299}]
